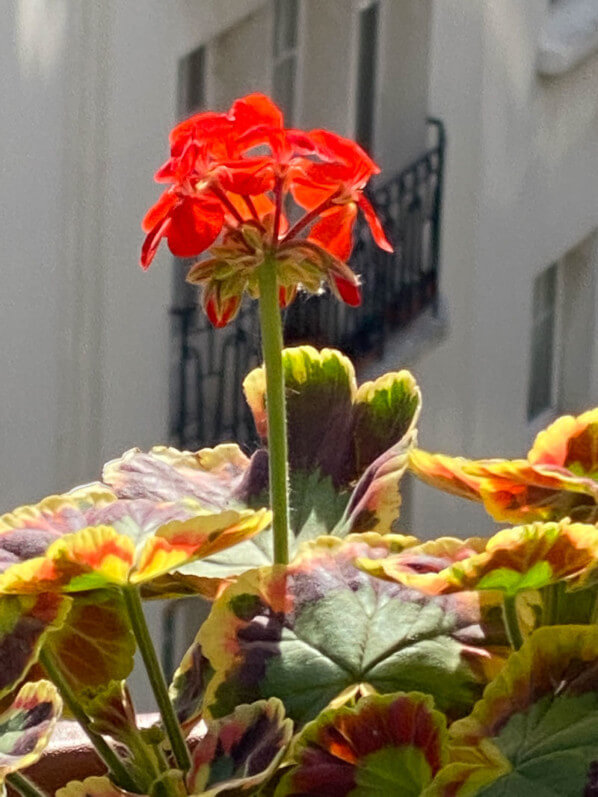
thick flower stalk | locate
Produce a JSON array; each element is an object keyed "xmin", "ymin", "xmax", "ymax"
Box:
[{"xmin": 141, "ymin": 94, "xmax": 391, "ymax": 566}]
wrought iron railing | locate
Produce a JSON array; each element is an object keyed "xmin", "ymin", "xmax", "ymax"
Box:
[{"xmin": 169, "ymin": 119, "xmax": 445, "ymax": 450}]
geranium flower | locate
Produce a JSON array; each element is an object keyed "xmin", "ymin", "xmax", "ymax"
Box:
[
  {"xmin": 140, "ymin": 94, "xmax": 392, "ymax": 325},
  {"xmin": 289, "ymin": 128, "xmax": 393, "ymax": 257}
]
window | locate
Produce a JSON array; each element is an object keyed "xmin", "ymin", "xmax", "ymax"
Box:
[
  {"xmin": 173, "ymin": 45, "xmax": 207, "ymax": 309},
  {"xmin": 527, "ymin": 264, "xmax": 558, "ymax": 420},
  {"xmin": 273, "ymin": 0, "xmax": 300, "ymax": 123},
  {"xmin": 355, "ymin": 1, "xmax": 379, "ymax": 153},
  {"xmin": 177, "ymin": 45, "xmax": 206, "ymax": 118}
]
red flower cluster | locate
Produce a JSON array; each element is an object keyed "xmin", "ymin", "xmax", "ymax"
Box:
[{"xmin": 141, "ymin": 94, "xmax": 391, "ymax": 326}]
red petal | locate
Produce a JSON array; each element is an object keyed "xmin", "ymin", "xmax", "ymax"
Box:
[
  {"xmin": 288, "ymin": 131, "xmax": 380, "ymax": 204},
  {"xmin": 204, "ymin": 293, "xmax": 220, "ymax": 327},
  {"xmin": 140, "ymin": 216, "xmax": 171, "ymax": 269},
  {"xmin": 220, "ymin": 295, "xmax": 242, "ymax": 325},
  {"xmin": 141, "ymin": 190, "xmax": 178, "ymax": 233},
  {"xmin": 155, "ymin": 141, "xmax": 201, "ymax": 183},
  {"xmin": 230, "ymin": 94, "xmax": 284, "ymax": 132},
  {"xmin": 333, "ymin": 274, "xmax": 361, "ymax": 306},
  {"xmin": 290, "ymin": 172, "xmax": 335, "ymax": 210},
  {"xmin": 169, "ymin": 111, "xmax": 230, "ymax": 154},
  {"xmin": 250, "ymin": 193, "xmax": 277, "ymax": 219},
  {"xmin": 154, "ymin": 158, "xmax": 177, "ymax": 183},
  {"xmin": 216, "ymin": 159, "xmax": 275, "ymax": 195},
  {"xmin": 358, "ymin": 195, "xmax": 393, "ymax": 252},
  {"xmin": 308, "ymin": 205, "xmax": 358, "ymax": 261},
  {"xmin": 285, "ymin": 130, "xmax": 318, "ymax": 155},
  {"xmin": 204, "ymin": 291, "xmax": 241, "ymax": 328},
  {"xmin": 307, "ymin": 129, "xmax": 379, "ymax": 175},
  {"xmin": 166, "ymin": 198, "xmax": 224, "ymax": 259}
]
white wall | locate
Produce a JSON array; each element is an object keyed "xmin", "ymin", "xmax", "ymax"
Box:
[
  {"xmin": 1, "ymin": 1, "xmax": 72, "ymax": 509},
  {"xmin": 376, "ymin": 0, "xmax": 433, "ymax": 171},
  {"xmin": 301, "ymin": 0, "xmax": 355, "ymax": 134}
]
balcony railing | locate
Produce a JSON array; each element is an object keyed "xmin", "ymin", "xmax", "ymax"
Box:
[{"xmin": 169, "ymin": 118, "xmax": 445, "ymax": 451}]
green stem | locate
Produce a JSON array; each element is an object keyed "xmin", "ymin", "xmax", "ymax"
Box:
[
  {"xmin": 542, "ymin": 581, "xmax": 567, "ymax": 626},
  {"xmin": 122, "ymin": 586, "xmax": 191, "ymax": 773},
  {"xmin": 542, "ymin": 583, "xmax": 556, "ymax": 626},
  {"xmin": 591, "ymin": 589, "xmax": 598, "ymax": 625},
  {"xmin": 503, "ymin": 594, "xmax": 524, "ymax": 650},
  {"xmin": 6, "ymin": 772, "xmax": 45, "ymax": 797},
  {"xmin": 39, "ymin": 649, "xmax": 138, "ymax": 793},
  {"xmin": 126, "ymin": 729, "xmax": 162, "ymax": 784},
  {"xmin": 151, "ymin": 738, "xmax": 170, "ymax": 772},
  {"xmin": 257, "ymin": 254, "xmax": 290, "ymax": 565}
]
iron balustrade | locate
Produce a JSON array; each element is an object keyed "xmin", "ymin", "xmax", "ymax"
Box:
[{"xmin": 169, "ymin": 118, "xmax": 445, "ymax": 451}]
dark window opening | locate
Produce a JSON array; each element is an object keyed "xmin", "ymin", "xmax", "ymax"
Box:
[{"xmin": 355, "ymin": 2, "xmax": 379, "ymax": 153}]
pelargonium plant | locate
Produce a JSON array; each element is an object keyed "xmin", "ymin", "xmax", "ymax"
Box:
[{"xmin": 2, "ymin": 93, "xmax": 598, "ymax": 797}]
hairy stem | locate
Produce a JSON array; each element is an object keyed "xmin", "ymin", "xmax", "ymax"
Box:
[
  {"xmin": 39, "ymin": 649, "xmax": 138, "ymax": 792},
  {"xmin": 503, "ymin": 594, "xmax": 524, "ymax": 650},
  {"xmin": 126, "ymin": 728, "xmax": 162, "ymax": 784},
  {"xmin": 257, "ymin": 253, "xmax": 290, "ymax": 565},
  {"xmin": 122, "ymin": 586, "xmax": 191, "ymax": 773}
]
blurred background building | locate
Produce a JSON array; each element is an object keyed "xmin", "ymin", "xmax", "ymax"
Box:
[{"xmin": 2, "ymin": 0, "xmax": 598, "ymax": 691}]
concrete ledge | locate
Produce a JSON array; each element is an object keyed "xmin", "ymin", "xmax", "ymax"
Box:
[
  {"xmin": 537, "ymin": 0, "xmax": 598, "ymax": 76},
  {"xmin": 357, "ymin": 296, "xmax": 450, "ymax": 381}
]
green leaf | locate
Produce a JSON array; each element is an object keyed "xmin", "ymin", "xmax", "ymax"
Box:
[
  {"xmin": 103, "ymin": 445, "xmax": 273, "ymax": 594},
  {"xmin": 288, "ymin": 470, "xmax": 350, "ymax": 542},
  {"xmin": 244, "ymin": 346, "xmax": 420, "ymax": 489},
  {"xmin": 429, "ymin": 626, "xmax": 598, "ymax": 795},
  {"xmin": 359, "ymin": 520, "xmax": 598, "ymax": 598},
  {"xmin": 276, "ymin": 692, "xmax": 447, "ymax": 796},
  {"xmin": 409, "ymin": 410, "xmax": 598, "ymax": 526},
  {"xmin": 0, "ymin": 506, "xmax": 270, "ymax": 596},
  {"xmin": 200, "ymin": 535, "xmax": 509, "ymax": 725},
  {"xmin": 103, "ymin": 444, "xmax": 262, "ymax": 511},
  {"xmin": 243, "ymin": 347, "xmax": 421, "ymax": 546},
  {"xmin": 352, "ymin": 370, "xmax": 421, "ymax": 474},
  {"xmin": 169, "ymin": 639, "xmax": 213, "ymax": 734},
  {"xmin": 82, "ymin": 681, "xmax": 137, "ymax": 742},
  {"xmin": 175, "ymin": 469, "xmax": 349, "ymax": 583},
  {"xmin": 187, "ymin": 698, "xmax": 293, "ymax": 796},
  {"xmin": 335, "ymin": 433, "xmax": 416, "ymax": 537},
  {"xmin": 44, "ymin": 590, "xmax": 135, "ymax": 693},
  {"xmin": 0, "ymin": 485, "xmax": 117, "ymax": 573},
  {"xmin": 0, "ymin": 593, "xmax": 70, "ymax": 698},
  {"xmin": 0, "ymin": 680, "xmax": 62, "ymax": 777}
]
